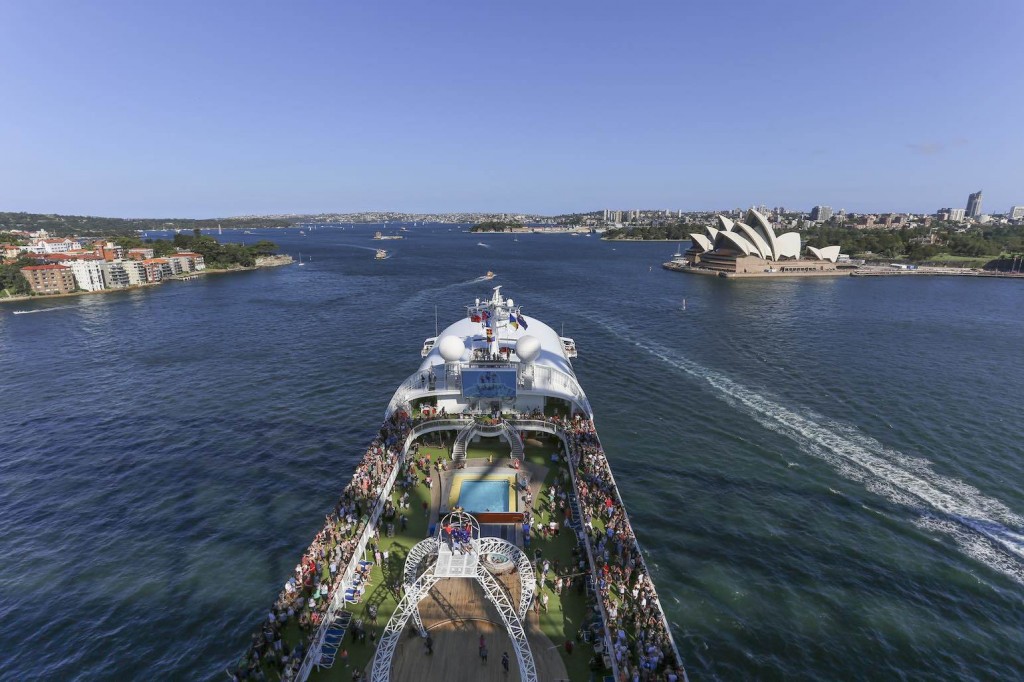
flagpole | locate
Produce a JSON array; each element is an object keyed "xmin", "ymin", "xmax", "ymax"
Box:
[{"xmin": 434, "ymin": 305, "xmax": 438, "ymax": 337}]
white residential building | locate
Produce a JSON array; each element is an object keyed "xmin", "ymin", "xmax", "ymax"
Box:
[
  {"xmin": 101, "ymin": 261, "xmax": 131, "ymax": 289},
  {"xmin": 66, "ymin": 259, "xmax": 106, "ymax": 292},
  {"xmin": 37, "ymin": 238, "xmax": 82, "ymax": 253},
  {"xmin": 121, "ymin": 260, "xmax": 147, "ymax": 285}
]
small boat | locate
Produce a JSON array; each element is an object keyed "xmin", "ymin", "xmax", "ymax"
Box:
[
  {"xmin": 483, "ymin": 271, "xmax": 495, "ymax": 280},
  {"xmin": 477, "ymin": 242, "xmax": 487, "ymax": 247},
  {"xmin": 375, "ymin": 249, "xmax": 388, "ymax": 260}
]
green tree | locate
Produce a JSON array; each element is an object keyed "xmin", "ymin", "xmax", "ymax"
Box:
[{"xmin": 0, "ymin": 256, "xmax": 36, "ymax": 295}]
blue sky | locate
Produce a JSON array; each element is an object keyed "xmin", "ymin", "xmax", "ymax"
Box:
[{"xmin": 1, "ymin": 0, "xmax": 1022, "ymax": 217}]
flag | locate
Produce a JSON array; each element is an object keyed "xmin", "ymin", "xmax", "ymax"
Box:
[
  {"xmin": 481, "ymin": 310, "xmax": 490, "ymax": 322},
  {"xmin": 517, "ymin": 313, "xmax": 528, "ymax": 329},
  {"xmin": 508, "ymin": 313, "xmax": 519, "ymax": 329}
]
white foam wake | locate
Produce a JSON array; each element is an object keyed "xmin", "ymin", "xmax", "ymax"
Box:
[
  {"xmin": 596, "ymin": 319, "xmax": 1024, "ymax": 584},
  {"xmin": 12, "ymin": 305, "xmax": 74, "ymax": 315}
]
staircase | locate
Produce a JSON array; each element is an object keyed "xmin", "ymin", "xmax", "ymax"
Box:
[
  {"xmin": 452, "ymin": 422, "xmax": 476, "ymax": 465},
  {"xmin": 501, "ymin": 422, "xmax": 524, "ymax": 463}
]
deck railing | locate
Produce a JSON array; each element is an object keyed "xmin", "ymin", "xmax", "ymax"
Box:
[
  {"xmin": 295, "ymin": 416, "xmax": 684, "ymax": 681},
  {"xmin": 296, "ymin": 420, "xmax": 442, "ymax": 681},
  {"xmin": 512, "ymin": 418, "xmax": 688, "ymax": 682},
  {"xmin": 386, "ymin": 363, "xmax": 593, "ymax": 418}
]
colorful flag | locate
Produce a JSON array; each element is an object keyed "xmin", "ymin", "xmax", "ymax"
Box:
[
  {"xmin": 508, "ymin": 313, "xmax": 519, "ymax": 329},
  {"xmin": 517, "ymin": 313, "xmax": 528, "ymax": 329}
]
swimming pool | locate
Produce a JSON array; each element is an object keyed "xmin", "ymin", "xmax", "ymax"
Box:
[{"xmin": 457, "ymin": 479, "xmax": 511, "ymax": 512}]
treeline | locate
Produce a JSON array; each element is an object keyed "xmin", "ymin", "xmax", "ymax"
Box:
[
  {"xmin": 803, "ymin": 224, "xmax": 1024, "ymax": 260},
  {"xmin": 471, "ymin": 220, "xmax": 524, "ymax": 232},
  {"xmin": 118, "ymin": 230, "xmax": 279, "ymax": 268},
  {"xmin": 0, "ymin": 212, "xmax": 298, "ymax": 237},
  {"xmin": 607, "ymin": 221, "xmax": 1024, "ymax": 262},
  {"xmin": 603, "ymin": 223, "xmax": 702, "ymax": 241}
]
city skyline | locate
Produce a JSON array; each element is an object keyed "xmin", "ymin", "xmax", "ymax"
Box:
[{"xmin": 1, "ymin": 1, "xmax": 1022, "ymax": 218}]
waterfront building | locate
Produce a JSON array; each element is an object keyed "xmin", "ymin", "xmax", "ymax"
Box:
[
  {"xmin": 20, "ymin": 264, "xmax": 76, "ymax": 294},
  {"xmin": 66, "ymin": 257, "xmax": 107, "ymax": 292},
  {"xmin": 101, "ymin": 261, "xmax": 132, "ymax": 289},
  {"xmin": 120, "ymin": 260, "xmax": 147, "ymax": 285},
  {"xmin": 141, "ymin": 258, "xmax": 167, "ymax": 282},
  {"xmin": 966, "ymin": 190, "xmax": 983, "ymax": 218},
  {"xmin": 810, "ymin": 205, "xmax": 833, "ymax": 222},
  {"xmin": 683, "ymin": 208, "xmax": 842, "ymax": 275},
  {"xmin": 173, "ymin": 251, "xmax": 206, "ymax": 271}
]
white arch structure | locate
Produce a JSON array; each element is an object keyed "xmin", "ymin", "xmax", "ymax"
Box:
[
  {"xmin": 370, "ymin": 515, "xmax": 538, "ymax": 682},
  {"xmin": 686, "ymin": 209, "xmax": 833, "ymax": 262},
  {"xmin": 807, "ymin": 245, "xmax": 841, "ymax": 262}
]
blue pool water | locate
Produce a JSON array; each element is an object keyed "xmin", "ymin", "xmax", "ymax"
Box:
[{"xmin": 458, "ymin": 480, "xmax": 510, "ymax": 512}]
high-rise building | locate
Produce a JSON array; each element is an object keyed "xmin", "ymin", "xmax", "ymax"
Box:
[
  {"xmin": 810, "ymin": 205, "xmax": 833, "ymax": 222},
  {"xmin": 966, "ymin": 190, "xmax": 983, "ymax": 218},
  {"xmin": 1010, "ymin": 206, "xmax": 1024, "ymax": 220}
]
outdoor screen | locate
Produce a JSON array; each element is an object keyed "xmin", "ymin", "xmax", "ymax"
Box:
[{"xmin": 461, "ymin": 369, "xmax": 517, "ymax": 400}]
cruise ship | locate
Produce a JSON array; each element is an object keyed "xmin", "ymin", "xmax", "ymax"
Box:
[{"xmin": 234, "ymin": 287, "xmax": 686, "ymax": 682}]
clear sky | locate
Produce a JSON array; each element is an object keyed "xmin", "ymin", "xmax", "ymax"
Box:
[{"xmin": 1, "ymin": 0, "xmax": 1022, "ymax": 217}]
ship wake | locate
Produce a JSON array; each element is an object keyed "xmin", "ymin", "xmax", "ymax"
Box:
[{"xmin": 599, "ymin": 322, "xmax": 1024, "ymax": 585}]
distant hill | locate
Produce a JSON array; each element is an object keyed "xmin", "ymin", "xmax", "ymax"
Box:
[{"xmin": 0, "ymin": 212, "xmax": 301, "ymax": 237}]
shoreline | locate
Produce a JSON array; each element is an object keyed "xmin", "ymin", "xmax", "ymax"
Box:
[
  {"xmin": 662, "ymin": 261, "xmax": 1024, "ymax": 280},
  {"xmin": 662, "ymin": 262, "xmax": 850, "ymax": 278},
  {"xmin": 1, "ymin": 255, "xmax": 293, "ymax": 306}
]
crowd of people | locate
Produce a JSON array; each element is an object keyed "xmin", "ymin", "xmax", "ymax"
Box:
[
  {"xmin": 230, "ymin": 412, "xmax": 413, "ymax": 681},
  {"xmin": 558, "ymin": 414, "xmax": 687, "ymax": 682}
]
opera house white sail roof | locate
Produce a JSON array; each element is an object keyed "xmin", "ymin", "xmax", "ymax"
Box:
[{"xmin": 687, "ymin": 209, "xmax": 841, "ymax": 263}]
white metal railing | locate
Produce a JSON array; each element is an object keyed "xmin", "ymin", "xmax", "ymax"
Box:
[
  {"xmin": 297, "ymin": 419, "xmax": 461, "ymax": 681},
  {"xmin": 386, "ymin": 362, "xmax": 593, "ymax": 419},
  {"xmin": 512, "ymin": 418, "xmax": 688, "ymax": 682},
  {"xmin": 293, "ymin": 416, "xmax": 685, "ymax": 681}
]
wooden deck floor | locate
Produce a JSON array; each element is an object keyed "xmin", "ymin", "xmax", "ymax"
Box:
[{"xmin": 385, "ymin": 576, "xmax": 569, "ymax": 682}]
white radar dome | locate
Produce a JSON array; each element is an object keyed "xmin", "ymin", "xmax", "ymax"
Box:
[
  {"xmin": 438, "ymin": 335, "xmax": 465, "ymax": 362},
  {"xmin": 516, "ymin": 335, "xmax": 541, "ymax": 363}
]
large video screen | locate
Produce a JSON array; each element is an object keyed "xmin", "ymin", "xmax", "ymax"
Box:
[{"xmin": 462, "ymin": 369, "xmax": 517, "ymax": 400}]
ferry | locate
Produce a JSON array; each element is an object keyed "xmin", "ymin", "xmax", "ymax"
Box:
[
  {"xmin": 375, "ymin": 249, "xmax": 388, "ymax": 260},
  {"xmin": 234, "ymin": 287, "xmax": 687, "ymax": 682}
]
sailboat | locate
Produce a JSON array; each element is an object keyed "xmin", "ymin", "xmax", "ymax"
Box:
[
  {"xmin": 672, "ymin": 242, "xmax": 683, "ymax": 259},
  {"xmin": 218, "ymin": 224, "xmax": 223, "ymax": 235},
  {"xmin": 298, "ymin": 252, "xmax": 305, "ymax": 266}
]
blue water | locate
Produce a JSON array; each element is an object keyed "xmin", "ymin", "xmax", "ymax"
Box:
[
  {"xmin": 1, "ymin": 224, "xmax": 1023, "ymax": 680},
  {"xmin": 458, "ymin": 479, "xmax": 511, "ymax": 513}
]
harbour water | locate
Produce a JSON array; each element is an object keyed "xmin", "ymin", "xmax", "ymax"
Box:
[{"xmin": 1, "ymin": 225, "xmax": 1023, "ymax": 680}]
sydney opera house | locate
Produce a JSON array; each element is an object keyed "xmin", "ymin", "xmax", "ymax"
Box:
[{"xmin": 674, "ymin": 209, "xmax": 844, "ymax": 276}]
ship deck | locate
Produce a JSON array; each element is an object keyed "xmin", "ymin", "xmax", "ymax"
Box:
[
  {"xmin": 253, "ymin": 435, "xmax": 603, "ymax": 681},
  {"xmin": 240, "ymin": 418, "xmax": 685, "ymax": 682}
]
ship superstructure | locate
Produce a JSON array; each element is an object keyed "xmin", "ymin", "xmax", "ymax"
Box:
[{"xmin": 236, "ymin": 288, "xmax": 686, "ymax": 682}]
